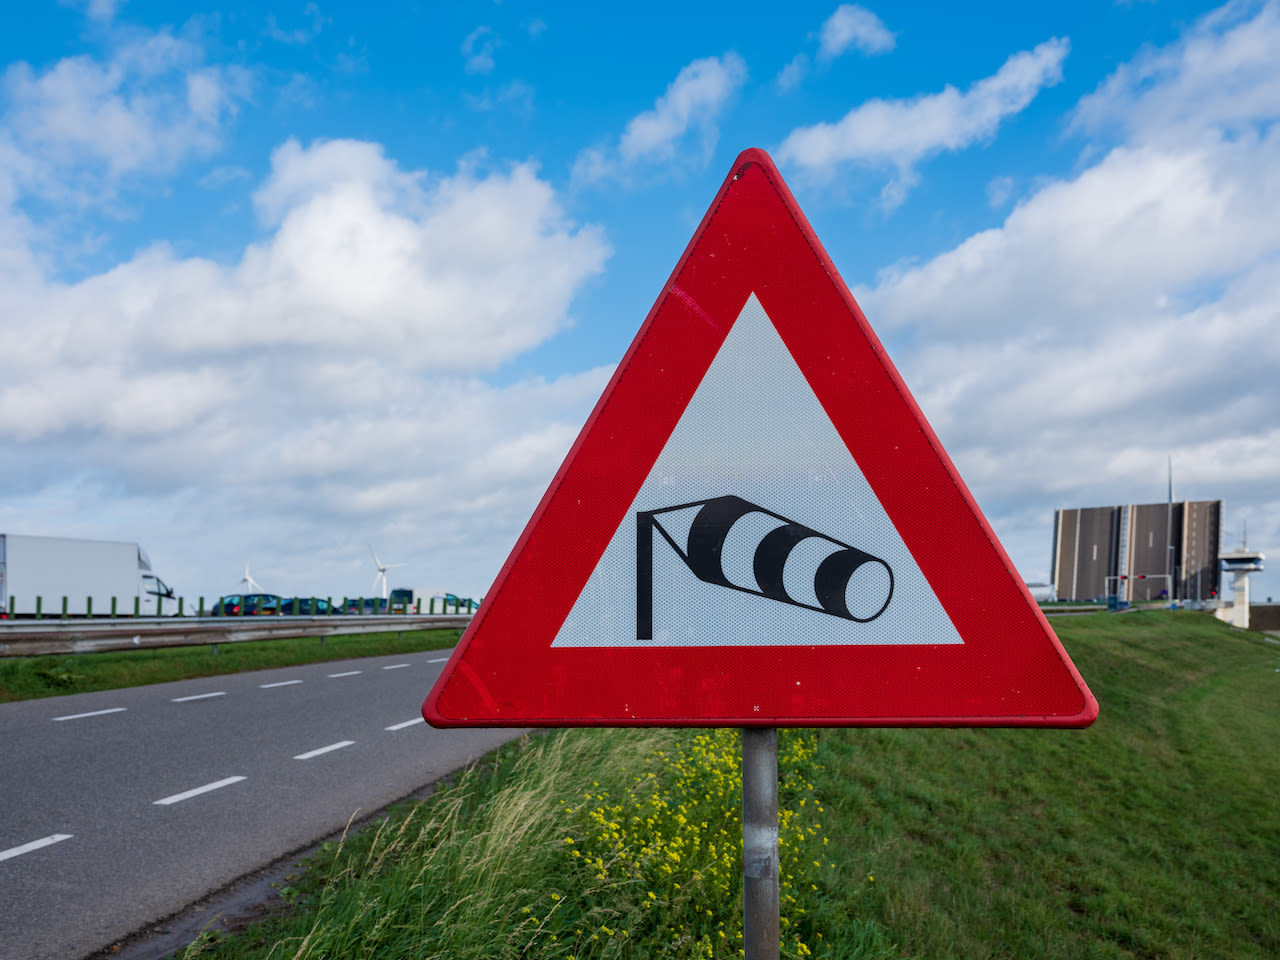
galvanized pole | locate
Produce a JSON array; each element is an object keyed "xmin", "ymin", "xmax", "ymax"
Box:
[{"xmin": 742, "ymin": 727, "xmax": 779, "ymax": 960}]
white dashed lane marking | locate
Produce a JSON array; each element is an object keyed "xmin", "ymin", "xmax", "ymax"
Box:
[
  {"xmin": 294, "ymin": 741, "xmax": 355, "ymax": 760},
  {"xmin": 6, "ymin": 653, "xmax": 455, "ymax": 869},
  {"xmin": 153, "ymin": 776, "xmax": 247, "ymax": 806},
  {"xmin": 0, "ymin": 834, "xmax": 73, "ymax": 862},
  {"xmin": 52, "ymin": 707, "xmax": 127, "ymax": 722},
  {"xmin": 385, "ymin": 718, "xmax": 424, "ymax": 731}
]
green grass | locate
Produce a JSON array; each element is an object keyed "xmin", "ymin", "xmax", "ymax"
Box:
[
  {"xmin": 173, "ymin": 611, "xmax": 1279, "ymax": 959},
  {"xmin": 807, "ymin": 610, "xmax": 1280, "ymax": 959},
  {"xmin": 0, "ymin": 628, "xmax": 460, "ymax": 702},
  {"xmin": 177, "ymin": 727, "xmax": 843, "ymax": 960}
]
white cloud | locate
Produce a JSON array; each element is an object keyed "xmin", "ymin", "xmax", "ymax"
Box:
[
  {"xmin": 849, "ymin": 3, "xmax": 1280, "ymax": 589},
  {"xmin": 863, "ymin": 140, "xmax": 1280, "ymax": 340},
  {"xmin": 817, "ymin": 5, "xmax": 895, "ymax": 62},
  {"xmin": 462, "ymin": 26, "xmax": 497, "ymax": 75},
  {"xmin": 569, "ymin": 145, "xmax": 611, "ymax": 186},
  {"xmin": 1, "ymin": 139, "xmax": 612, "ymax": 382},
  {"xmin": 0, "ymin": 140, "xmax": 612, "ymax": 597},
  {"xmin": 619, "ymin": 53, "xmax": 748, "ymax": 163},
  {"xmin": 1070, "ymin": 0, "xmax": 1280, "ymax": 145},
  {"xmin": 250, "ymin": 137, "xmax": 416, "ymax": 226},
  {"xmin": 70, "ymin": 139, "xmax": 606, "ymax": 369},
  {"xmin": 778, "ymin": 5, "xmax": 893, "ymax": 93},
  {"xmin": 85, "ymin": 0, "xmax": 121, "ymax": 23},
  {"xmin": 776, "ymin": 54, "xmax": 809, "ymax": 92},
  {"xmin": 985, "ymin": 174, "xmax": 1014, "ymax": 207},
  {"xmin": 776, "ymin": 37, "xmax": 1068, "ymax": 206},
  {"xmin": 574, "ymin": 52, "xmax": 747, "ymax": 184},
  {"xmin": 0, "ymin": 30, "xmax": 250, "ymax": 204},
  {"xmin": 0, "ymin": 363, "xmax": 616, "ymax": 601}
]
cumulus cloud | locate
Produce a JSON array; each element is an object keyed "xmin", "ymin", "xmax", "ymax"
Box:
[
  {"xmin": 2, "ymin": 139, "xmax": 610, "ymax": 386},
  {"xmin": 1070, "ymin": 0, "xmax": 1280, "ymax": 145},
  {"xmin": 776, "ymin": 37, "xmax": 1068, "ymax": 206},
  {"xmin": 818, "ymin": 5, "xmax": 895, "ymax": 62},
  {"xmin": 573, "ymin": 53, "xmax": 747, "ymax": 185},
  {"xmin": 0, "ymin": 29, "xmax": 250, "ymax": 204},
  {"xmin": 0, "ymin": 140, "xmax": 612, "ymax": 597},
  {"xmin": 777, "ymin": 5, "xmax": 893, "ymax": 92},
  {"xmin": 851, "ymin": 3, "xmax": 1280, "ymax": 586},
  {"xmin": 619, "ymin": 54, "xmax": 747, "ymax": 163}
]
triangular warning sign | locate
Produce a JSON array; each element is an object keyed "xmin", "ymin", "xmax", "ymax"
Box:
[{"xmin": 424, "ymin": 148, "xmax": 1097, "ymax": 729}]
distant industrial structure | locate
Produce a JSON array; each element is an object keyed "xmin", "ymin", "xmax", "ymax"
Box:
[
  {"xmin": 1050, "ymin": 500, "xmax": 1222, "ymax": 603},
  {"xmin": 1219, "ymin": 545, "xmax": 1266, "ymax": 629}
]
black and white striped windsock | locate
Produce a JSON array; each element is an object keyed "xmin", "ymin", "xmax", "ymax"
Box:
[{"xmin": 636, "ymin": 494, "xmax": 894, "ymax": 640}]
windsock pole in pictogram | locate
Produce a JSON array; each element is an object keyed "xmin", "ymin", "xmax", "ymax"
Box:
[{"xmin": 637, "ymin": 496, "xmax": 893, "ymax": 640}]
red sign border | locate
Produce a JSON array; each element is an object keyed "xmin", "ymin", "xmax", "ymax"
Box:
[{"xmin": 424, "ymin": 149, "xmax": 1098, "ymax": 729}]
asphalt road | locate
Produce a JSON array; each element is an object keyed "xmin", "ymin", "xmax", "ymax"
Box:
[{"xmin": 0, "ymin": 650, "xmax": 525, "ymax": 960}]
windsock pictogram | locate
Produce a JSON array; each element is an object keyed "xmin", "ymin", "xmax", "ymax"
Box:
[{"xmin": 636, "ymin": 495, "xmax": 894, "ymax": 640}]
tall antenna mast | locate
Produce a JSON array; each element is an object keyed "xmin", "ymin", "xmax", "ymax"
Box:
[{"xmin": 1164, "ymin": 456, "xmax": 1174, "ymax": 603}]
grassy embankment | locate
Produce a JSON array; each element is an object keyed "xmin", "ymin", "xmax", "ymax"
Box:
[
  {"xmin": 0, "ymin": 628, "xmax": 460, "ymax": 702},
  {"xmin": 170, "ymin": 610, "xmax": 1278, "ymax": 960}
]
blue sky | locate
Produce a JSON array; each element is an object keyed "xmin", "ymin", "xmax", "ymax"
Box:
[{"xmin": 1, "ymin": 0, "xmax": 1277, "ymax": 606}]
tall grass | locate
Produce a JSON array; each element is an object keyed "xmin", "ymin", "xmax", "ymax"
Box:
[
  {"xmin": 179, "ymin": 728, "xmax": 849, "ymax": 960},
  {"xmin": 0, "ymin": 629, "xmax": 459, "ymax": 702},
  {"xmin": 177, "ymin": 611, "xmax": 1278, "ymax": 960}
]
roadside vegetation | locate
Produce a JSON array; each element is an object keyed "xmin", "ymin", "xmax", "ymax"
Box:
[
  {"xmin": 0, "ymin": 628, "xmax": 460, "ymax": 702},
  {"xmin": 169, "ymin": 610, "xmax": 1277, "ymax": 959}
]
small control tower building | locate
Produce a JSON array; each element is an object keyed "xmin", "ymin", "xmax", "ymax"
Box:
[{"xmin": 1220, "ymin": 548, "xmax": 1265, "ymax": 629}]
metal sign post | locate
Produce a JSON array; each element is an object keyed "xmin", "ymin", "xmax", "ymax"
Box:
[
  {"xmin": 421, "ymin": 143, "xmax": 1097, "ymax": 959},
  {"xmin": 742, "ymin": 727, "xmax": 779, "ymax": 960}
]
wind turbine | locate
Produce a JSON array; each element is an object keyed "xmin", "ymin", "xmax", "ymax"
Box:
[
  {"xmin": 369, "ymin": 546, "xmax": 406, "ymax": 600},
  {"xmin": 240, "ymin": 562, "xmax": 263, "ymax": 593}
]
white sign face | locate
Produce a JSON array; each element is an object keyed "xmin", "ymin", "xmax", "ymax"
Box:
[{"xmin": 553, "ymin": 294, "xmax": 964, "ymax": 648}]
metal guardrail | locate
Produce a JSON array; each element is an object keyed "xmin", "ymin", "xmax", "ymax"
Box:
[
  {"xmin": 0, "ymin": 600, "xmax": 1132, "ymax": 658},
  {"xmin": 0, "ymin": 614, "xmax": 473, "ymax": 657}
]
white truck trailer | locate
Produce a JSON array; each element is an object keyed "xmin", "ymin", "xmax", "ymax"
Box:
[{"xmin": 0, "ymin": 533, "xmax": 175, "ymax": 617}]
